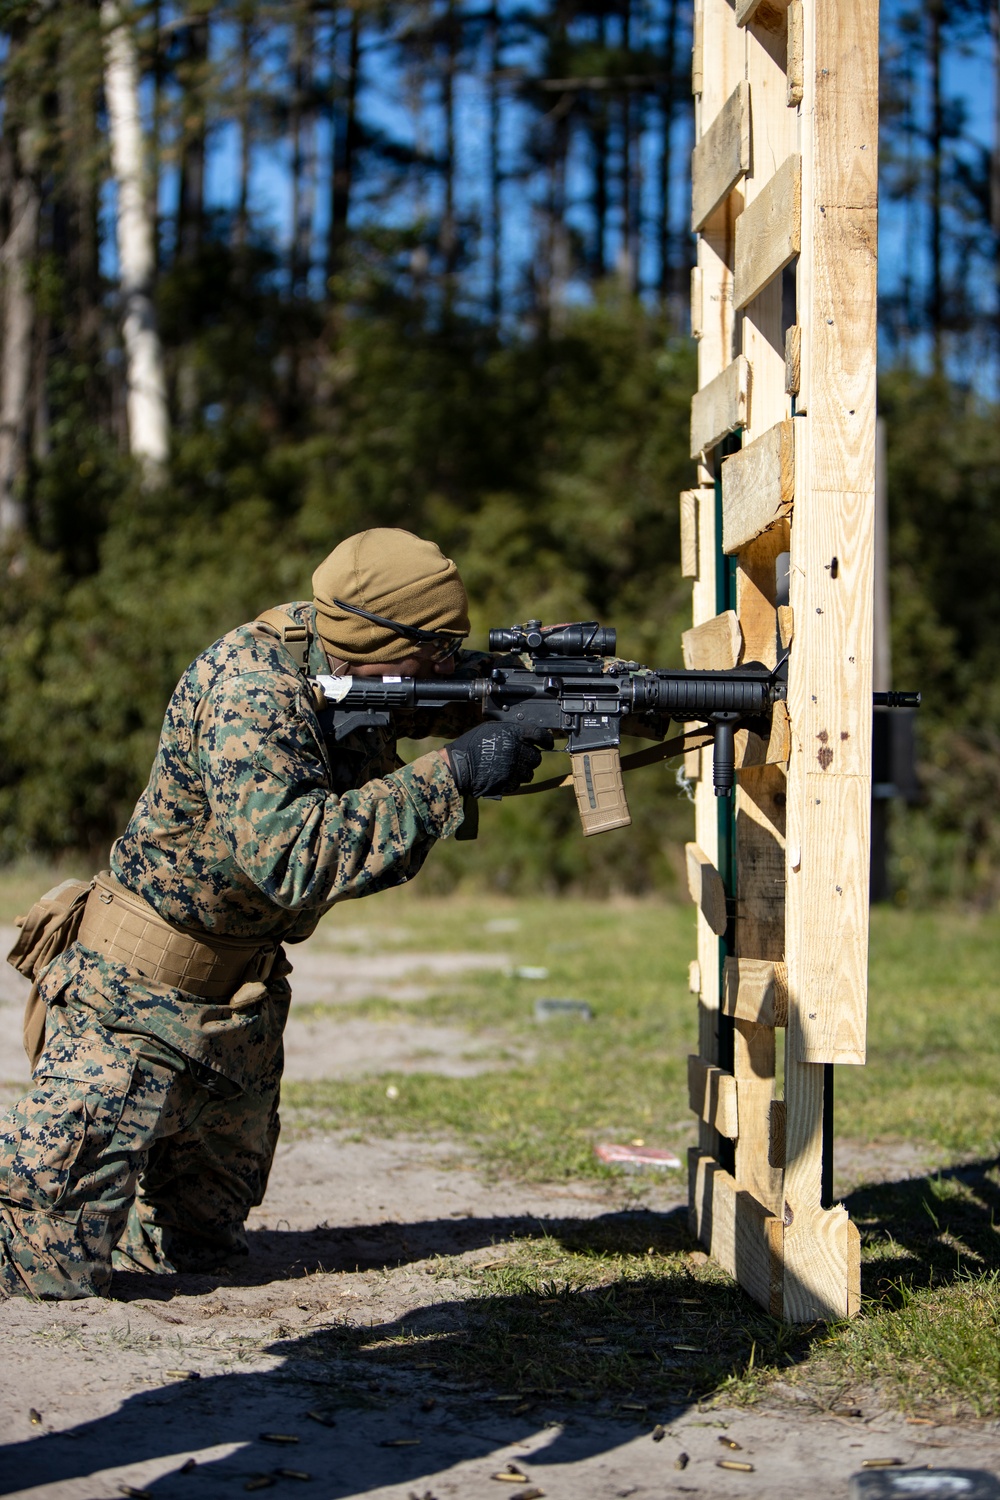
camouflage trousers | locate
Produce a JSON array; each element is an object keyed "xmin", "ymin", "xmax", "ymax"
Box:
[{"xmin": 0, "ymin": 998, "xmax": 283, "ymax": 1299}]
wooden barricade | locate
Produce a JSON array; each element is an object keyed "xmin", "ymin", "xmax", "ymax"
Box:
[{"xmin": 683, "ymin": 0, "xmax": 875, "ymax": 1321}]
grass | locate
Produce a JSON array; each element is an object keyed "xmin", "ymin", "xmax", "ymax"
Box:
[
  {"xmin": 281, "ymin": 888, "xmax": 1000, "ymax": 1418},
  {"xmin": 286, "ymin": 894, "xmax": 698, "ymax": 1180},
  {"xmin": 280, "ymin": 891, "xmax": 1000, "ymax": 1177},
  {"xmin": 4, "ymin": 861, "xmax": 999, "ymax": 1419}
]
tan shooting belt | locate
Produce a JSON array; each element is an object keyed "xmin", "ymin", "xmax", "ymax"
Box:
[{"xmin": 77, "ymin": 871, "xmax": 280, "ymax": 1000}]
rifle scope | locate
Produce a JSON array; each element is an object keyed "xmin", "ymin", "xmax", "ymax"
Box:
[{"xmin": 488, "ymin": 620, "xmax": 617, "ymax": 657}]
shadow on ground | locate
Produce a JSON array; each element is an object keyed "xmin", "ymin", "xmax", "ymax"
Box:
[
  {"xmin": 845, "ymin": 1155, "xmax": 1000, "ymax": 1298},
  {"xmin": 2, "ymin": 1162, "xmax": 998, "ymax": 1497}
]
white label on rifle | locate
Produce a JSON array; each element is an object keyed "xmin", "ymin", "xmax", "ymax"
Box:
[{"xmin": 315, "ymin": 674, "xmax": 355, "ymax": 703}]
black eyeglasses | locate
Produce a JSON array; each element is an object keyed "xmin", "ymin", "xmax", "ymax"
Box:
[{"xmin": 331, "ymin": 597, "xmax": 466, "ymax": 663}]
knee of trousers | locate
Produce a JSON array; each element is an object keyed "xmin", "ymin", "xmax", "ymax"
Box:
[
  {"xmin": 0, "ymin": 1010, "xmax": 182, "ymax": 1296},
  {"xmin": 0, "ymin": 1204, "xmax": 120, "ymax": 1298}
]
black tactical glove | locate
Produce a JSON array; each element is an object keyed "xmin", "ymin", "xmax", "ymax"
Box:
[{"xmin": 446, "ymin": 722, "xmax": 554, "ymax": 798}]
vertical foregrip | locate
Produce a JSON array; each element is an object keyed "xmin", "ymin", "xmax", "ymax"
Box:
[{"xmin": 571, "ymin": 748, "xmax": 632, "ymax": 836}]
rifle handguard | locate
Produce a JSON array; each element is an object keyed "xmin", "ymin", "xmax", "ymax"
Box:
[{"xmin": 571, "ymin": 748, "xmax": 632, "ymax": 836}]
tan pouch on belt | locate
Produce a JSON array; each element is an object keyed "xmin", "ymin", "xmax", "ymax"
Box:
[{"xmin": 7, "ymin": 877, "xmax": 94, "ymax": 1070}]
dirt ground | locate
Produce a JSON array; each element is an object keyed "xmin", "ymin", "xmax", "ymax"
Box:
[{"xmin": 2, "ymin": 926, "xmax": 999, "ymax": 1500}]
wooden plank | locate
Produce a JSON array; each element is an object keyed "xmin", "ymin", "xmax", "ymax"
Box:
[
  {"xmin": 690, "ymin": 1150, "xmax": 784, "ymax": 1316},
  {"xmin": 734, "ymin": 700, "xmax": 792, "ymax": 772},
  {"xmin": 736, "ymin": 0, "xmax": 790, "ymax": 26},
  {"xmin": 691, "ymin": 0, "xmax": 744, "ymax": 1171},
  {"xmin": 735, "ymin": 764, "xmax": 786, "ymax": 978},
  {"xmin": 688, "ymin": 959, "xmax": 702, "ymax": 995},
  {"xmin": 691, "ymin": 265, "xmax": 704, "ymax": 339},
  {"xmin": 691, "ymin": 487, "xmax": 719, "ymax": 628},
  {"xmin": 680, "ymin": 489, "xmax": 702, "ymax": 578},
  {"xmin": 686, "ymin": 842, "xmax": 728, "ymax": 937},
  {"xmin": 769, "ymin": 1099, "xmax": 786, "ymax": 1168},
  {"xmin": 786, "ymin": 0, "xmax": 803, "ymax": 106},
  {"xmin": 734, "ymin": 154, "xmax": 801, "ymax": 311},
  {"xmin": 691, "ymin": 477, "xmax": 722, "ymax": 1157},
  {"xmin": 721, "ymin": 420, "xmax": 795, "ymax": 554},
  {"xmin": 791, "ymin": 775, "xmax": 870, "ymax": 1064},
  {"xmin": 688, "ymin": 1056, "xmax": 739, "ymax": 1138},
  {"xmin": 691, "ymin": 81, "xmax": 750, "ymax": 231},
  {"xmin": 847, "ymin": 1220, "xmax": 862, "ymax": 1318},
  {"xmin": 777, "ymin": 604, "xmax": 794, "ymax": 649},
  {"xmin": 784, "ymin": 0, "xmax": 877, "ymax": 1088},
  {"xmin": 785, "ymin": 326, "xmax": 801, "ymax": 394},
  {"xmin": 783, "ymin": 1200, "xmax": 857, "ymax": 1321},
  {"xmin": 793, "ymin": 0, "xmax": 878, "ymax": 453},
  {"xmin": 735, "ymin": 517, "xmax": 788, "ymax": 669},
  {"xmin": 740, "ymin": 7, "xmax": 797, "ymax": 453},
  {"xmin": 723, "ymin": 956, "xmax": 788, "ymax": 1027},
  {"xmin": 779, "ymin": 1052, "xmax": 857, "ymax": 1320},
  {"xmin": 734, "ymin": 1019, "xmax": 781, "ymax": 1213},
  {"xmin": 692, "ymin": 5, "xmax": 703, "ymax": 96},
  {"xmin": 681, "ymin": 609, "xmax": 742, "ymax": 670},
  {"xmin": 690, "ymin": 354, "xmax": 750, "ymax": 459},
  {"xmin": 684, "ymin": 724, "xmax": 703, "ymax": 782}
]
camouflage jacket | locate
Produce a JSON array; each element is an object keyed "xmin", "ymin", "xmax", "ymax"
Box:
[
  {"xmin": 110, "ymin": 601, "xmax": 474, "ymax": 942},
  {"xmin": 38, "ymin": 604, "xmax": 481, "ymax": 1085}
]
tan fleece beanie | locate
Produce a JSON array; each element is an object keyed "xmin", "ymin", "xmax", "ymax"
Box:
[{"xmin": 312, "ymin": 529, "xmax": 470, "ymax": 664}]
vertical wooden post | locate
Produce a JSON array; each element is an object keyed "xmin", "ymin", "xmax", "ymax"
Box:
[{"xmin": 684, "ymin": 0, "xmax": 876, "ymax": 1321}]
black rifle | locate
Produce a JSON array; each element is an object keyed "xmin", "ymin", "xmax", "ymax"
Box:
[{"xmin": 313, "ymin": 621, "xmax": 919, "ymax": 837}]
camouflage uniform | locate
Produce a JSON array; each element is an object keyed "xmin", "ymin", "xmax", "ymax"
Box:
[{"xmin": 0, "ymin": 602, "xmax": 471, "ymax": 1298}]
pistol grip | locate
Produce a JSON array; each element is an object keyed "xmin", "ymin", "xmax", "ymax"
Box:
[{"xmin": 571, "ymin": 748, "xmax": 631, "ymax": 836}]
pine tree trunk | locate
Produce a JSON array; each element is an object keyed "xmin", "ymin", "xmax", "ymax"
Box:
[
  {"xmin": 102, "ymin": 0, "xmax": 170, "ymax": 474},
  {"xmin": 658, "ymin": 0, "xmax": 680, "ymax": 304},
  {"xmin": 0, "ymin": 170, "xmax": 39, "ymax": 541},
  {"xmin": 328, "ymin": 7, "xmax": 360, "ymax": 284},
  {"xmin": 177, "ymin": 13, "xmax": 208, "ymax": 265},
  {"xmin": 928, "ymin": 0, "xmax": 944, "ymax": 368},
  {"xmin": 235, "ymin": 12, "xmax": 252, "ymax": 254},
  {"xmin": 992, "ymin": 0, "xmax": 1000, "ymax": 357},
  {"xmin": 441, "ymin": 0, "xmax": 458, "ymax": 314},
  {"xmin": 489, "ymin": 0, "xmax": 502, "ymax": 323}
]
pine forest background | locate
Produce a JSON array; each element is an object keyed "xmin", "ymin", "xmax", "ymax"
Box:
[{"xmin": 0, "ymin": 0, "xmax": 998, "ymax": 904}]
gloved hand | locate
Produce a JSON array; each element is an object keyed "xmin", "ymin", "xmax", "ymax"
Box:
[{"xmin": 445, "ymin": 722, "xmax": 554, "ymax": 798}]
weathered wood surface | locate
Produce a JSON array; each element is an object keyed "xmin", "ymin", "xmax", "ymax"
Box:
[
  {"xmin": 690, "ymin": 1150, "xmax": 784, "ymax": 1317},
  {"xmin": 785, "ymin": 325, "xmax": 802, "ymax": 394},
  {"xmin": 686, "ymin": 841, "xmax": 728, "ymax": 937},
  {"xmin": 690, "ymin": 355, "xmax": 751, "ymax": 459},
  {"xmin": 736, "ymin": 0, "xmax": 791, "ymax": 26},
  {"xmin": 681, "ymin": 609, "xmax": 742, "ymax": 670},
  {"xmin": 679, "ymin": 488, "xmax": 704, "ymax": 579},
  {"xmin": 734, "ymin": 154, "xmax": 802, "ymax": 311},
  {"xmin": 786, "ymin": 0, "xmax": 877, "ymax": 1074},
  {"xmin": 690, "ymin": 266, "xmax": 704, "ymax": 340},
  {"xmin": 734, "ymin": 700, "xmax": 792, "ymax": 772},
  {"xmin": 688, "ymin": 1056, "xmax": 739, "ymax": 1139},
  {"xmin": 786, "ymin": 1, "xmax": 804, "ymax": 105},
  {"xmin": 723, "ymin": 956, "xmax": 789, "ymax": 1027},
  {"xmin": 734, "ymin": 1017, "xmax": 782, "ymax": 1213},
  {"xmin": 691, "ymin": 80, "xmax": 750, "ymax": 231},
  {"xmin": 721, "ymin": 420, "xmax": 795, "ymax": 554}
]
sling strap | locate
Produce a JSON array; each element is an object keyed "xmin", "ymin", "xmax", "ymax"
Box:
[
  {"xmin": 508, "ymin": 726, "xmax": 715, "ymax": 796},
  {"xmin": 254, "ymin": 606, "xmax": 312, "ymax": 674}
]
